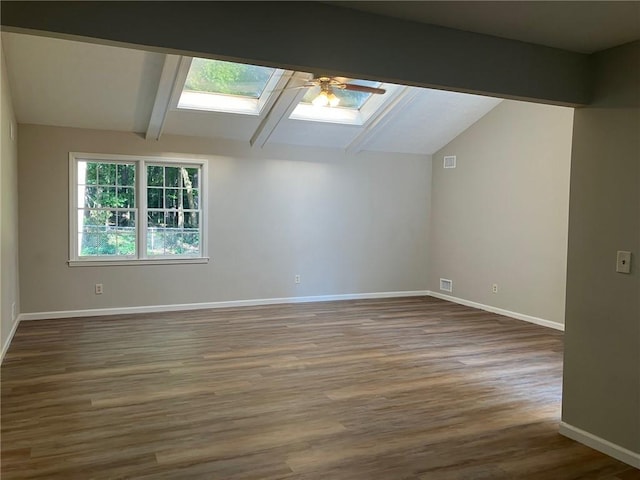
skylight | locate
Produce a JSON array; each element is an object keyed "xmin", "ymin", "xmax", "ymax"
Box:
[
  {"xmin": 185, "ymin": 58, "xmax": 275, "ymax": 98},
  {"xmin": 178, "ymin": 58, "xmax": 284, "ymax": 115},
  {"xmin": 290, "ymin": 78, "xmax": 400, "ymax": 126},
  {"xmin": 300, "ymin": 79, "xmax": 381, "ymax": 110}
]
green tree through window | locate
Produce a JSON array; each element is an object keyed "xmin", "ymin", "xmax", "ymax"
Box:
[
  {"xmin": 184, "ymin": 58, "xmax": 275, "ymax": 98},
  {"xmin": 73, "ymin": 156, "xmax": 205, "ymax": 261},
  {"xmin": 79, "ymin": 162, "xmax": 136, "ymax": 256},
  {"xmin": 146, "ymin": 165, "xmax": 200, "ymax": 256}
]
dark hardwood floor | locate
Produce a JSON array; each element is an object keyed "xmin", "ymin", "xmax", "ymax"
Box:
[{"xmin": 2, "ymin": 296, "xmax": 638, "ymax": 479}]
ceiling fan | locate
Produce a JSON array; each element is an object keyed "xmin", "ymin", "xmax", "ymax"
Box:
[{"xmin": 303, "ymin": 77, "xmax": 386, "ymax": 107}]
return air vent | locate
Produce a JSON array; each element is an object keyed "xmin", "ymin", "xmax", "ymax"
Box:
[
  {"xmin": 439, "ymin": 278, "xmax": 453, "ymax": 293},
  {"xmin": 443, "ymin": 156, "xmax": 456, "ymax": 169}
]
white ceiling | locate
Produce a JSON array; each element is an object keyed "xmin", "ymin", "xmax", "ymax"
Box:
[
  {"xmin": 1, "ymin": 32, "xmax": 165, "ymax": 133},
  {"xmin": 1, "ymin": 31, "xmax": 502, "ymax": 156},
  {"xmin": 327, "ymin": 1, "xmax": 640, "ymax": 54}
]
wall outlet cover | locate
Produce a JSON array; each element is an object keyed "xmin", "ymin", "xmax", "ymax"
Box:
[{"xmin": 616, "ymin": 251, "xmax": 631, "ymax": 274}]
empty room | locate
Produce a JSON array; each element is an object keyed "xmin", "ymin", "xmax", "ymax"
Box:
[{"xmin": 1, "ymin": 2, "xmax": 638, "ymax": 479}]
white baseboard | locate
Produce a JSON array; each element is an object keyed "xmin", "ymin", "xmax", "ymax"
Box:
[
  {"xmin": 427, "ymin": 291, "xmax": 564, "ymax": 331},
  {"xmin": 18, "ymin": 290, "xmax": 431, "ymax": 321},
  {"xmin": 17, "ymin": 291, "xmax": 563, "ymax": 333},
  {"xmin": 1, "ymin": 315, "xmax": 21, "ymax": 364},
  {"xmin": 559, "ymin": 422, "xmax": 640, "ymax": 469}
]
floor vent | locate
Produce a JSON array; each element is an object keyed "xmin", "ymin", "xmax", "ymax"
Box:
[
  {"xmin": 443, "ymin": 156, "xmax": 456, "ymax": 169},
  {"xmin": 439, "ymin": 278, "xmax": 453, "ymax": 292}
]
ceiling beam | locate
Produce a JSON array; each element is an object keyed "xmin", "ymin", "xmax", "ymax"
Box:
[
  {"xmin": 250, "ymin": 72, "xmax": 311, "ymax": 148},
  {"xmin": 346, "ymin": 87, "xmax": 420, "ymax": 154},
  {"xmin": 145, "ymin": 54, "xmax": 182, "ymax": 140},
  {"xmin": 0, "ymin": 2, "xmax": 591, "ymax": 106}
]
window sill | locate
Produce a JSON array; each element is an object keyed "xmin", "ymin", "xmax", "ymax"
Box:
[{"xmin": 68, "ymin": 257, "xmax": 210, "ymax": 267}]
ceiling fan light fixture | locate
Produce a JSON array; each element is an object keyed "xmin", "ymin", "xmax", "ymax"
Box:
[
  {"xmin": 312, "ymin": 84, "xmax": 340, "ymax": 108},
  {"xmin": 312, "ymin": 90, "xmax": 330, "ymax": 107}
]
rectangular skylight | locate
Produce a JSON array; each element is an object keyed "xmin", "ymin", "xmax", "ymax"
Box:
[
  {"xmin": 290, "ymin": 79, "xmax": 399, "ymax": 126},
  {"xmin": 300, "ymin": 79, "xmax": 380, "ymax": 110},
  {"xmin": 177, "ymin": 58, "xmax": 284, "ymax": 115},
  {"xmin": 185, "ymin": 58, "xmax": 275, "ymax": 98}
]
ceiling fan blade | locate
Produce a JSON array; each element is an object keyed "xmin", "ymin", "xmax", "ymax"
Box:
[
  {"xmin": 341, "ymin": 84, "xmax": 386, "ymax": 94},
  {"xmin": 266, "ymin": 84, "xmax": 315, "ymax": 94}
]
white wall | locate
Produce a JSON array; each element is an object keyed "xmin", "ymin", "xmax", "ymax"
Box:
[
  {"xmin": 1, "ymin": 39, "xmax": 20, "ymax": 357},
  {"xmin": 18, "ymin": 125, "xmax": 431, "ymax": 314},
  {"xmin": 429, "ymin": 100, "xmax": 574, "ymax": 326}
]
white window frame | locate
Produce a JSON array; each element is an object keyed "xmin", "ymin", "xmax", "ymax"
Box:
[{"xmin": 69, "ymin": 152, "xmax": 209, "ymax": 267}]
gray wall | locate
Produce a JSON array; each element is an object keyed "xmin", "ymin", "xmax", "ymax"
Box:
[
  {"xmin": 562, "ymin": 41, "xmax": 640, "ymax": 453},
  {"xmin": 0, "ymin": 2, "xmax": 590, "ymax": 105},
  {"xmin": 18, "ymin": 125, "xmax": 431, "ymax": 314},
  {"xmin": 430, "ymin": 100, "xmax": 574, "ymax": 325},
  {"xmin": 1, "ymin": 40, "xmax": 19, "ymax": 356}
]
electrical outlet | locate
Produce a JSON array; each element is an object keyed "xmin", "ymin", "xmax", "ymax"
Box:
[
  {"xmin": 294, "ymin": 275, "xmax": 301, "ymax": 284},
  {"xmin": 11, "ymin": 302, "xmax": 16, "ymax": 322},
  {"xmin": 95, "ymin": 283, "xmax": 103, "ymax": 295},
  {"xmin": 492, "ymin": 284, "xmax": 498, "ymax": 294}
]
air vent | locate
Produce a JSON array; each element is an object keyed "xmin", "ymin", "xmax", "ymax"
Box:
[
  {"xmin": 443, "ymin": 156, "xmax": 456, "ymax": 169},
  {"xmin": 439, "ymin": 278, "xmax": 453, "ymax": 293}
]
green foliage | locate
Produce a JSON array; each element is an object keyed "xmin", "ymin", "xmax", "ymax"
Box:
[
  {"xmin": 147, "ymin": 230, "xmax": 200, "ymax": 256},
  {"xmin": 79, "ymin": 162, "xmax": 201, "ymax": 257},
  {"xmin": 146, "ymin": 166, "xmax": 199, "ymax": 216},
  {"xmin": 83, "ymin": 162, "xmax": 135, "ymax": 209},
  {"xmin": 147, "ymin": 165, "xmax": 163, "ymax": 186},
  {"xmin": 184, "ymin": 58, "xmax": 274, "ymax": 98},
  {"xmin": 79, "ymin": 230, "xmax": 136, "ymax": 256},
  {"xmin": 79, "ymin": 211, "xmax": 137, "ymax": 256}
]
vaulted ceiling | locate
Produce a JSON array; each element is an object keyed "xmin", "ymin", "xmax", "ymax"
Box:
[
  {"xmin": 1, "ymin": 31, "xmax": 502, "ymax": 156},
  {"xmin": 10, "ymin": 1, "xmax": 635, "ymax": 154}
]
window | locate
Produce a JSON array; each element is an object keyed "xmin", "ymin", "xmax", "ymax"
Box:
[
  {"xmin": 299, "ymin": 80, "xmax": 381, "ymax": 109},
  {"xmin": 69, "ymin": 153, "xmax": 207, "ymax": 265},
  {"xmin": 177, "ymin": 58, "xmax": 285, "ymax": 115},
  {"xmin": 290, "ymin": 79, "xmax": 401, "ymax": 125}
]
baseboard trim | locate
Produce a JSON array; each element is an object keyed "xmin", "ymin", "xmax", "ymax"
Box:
[
  {"xmin": 427, "ymin": 291, "xmax": 564, "ymax": 331},
  {"xmin": 559, "ymin": 422, "xmax": 640, "ymax": 468},
  {"xmin": 18, "ymin": 290, "xmax": 431, "ymax": 321},
  {"xmin": 1, "ymin": 316, "xmax": 21, "ymax": 364}
]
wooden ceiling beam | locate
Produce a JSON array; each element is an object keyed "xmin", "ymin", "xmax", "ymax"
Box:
[{"xmin": 145, "ymin": 54, "xmax": 182, "ymax": 141}]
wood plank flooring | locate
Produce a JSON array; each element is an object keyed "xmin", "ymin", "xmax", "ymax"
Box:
[{"xmin": 2, "ymin": 296, "xmax": 638, "ymax": 479}]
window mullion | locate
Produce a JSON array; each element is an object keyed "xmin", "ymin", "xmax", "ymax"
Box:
[{"xmin": 139, "ymin": 160, "xmax": 147, "ymax": 259}]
